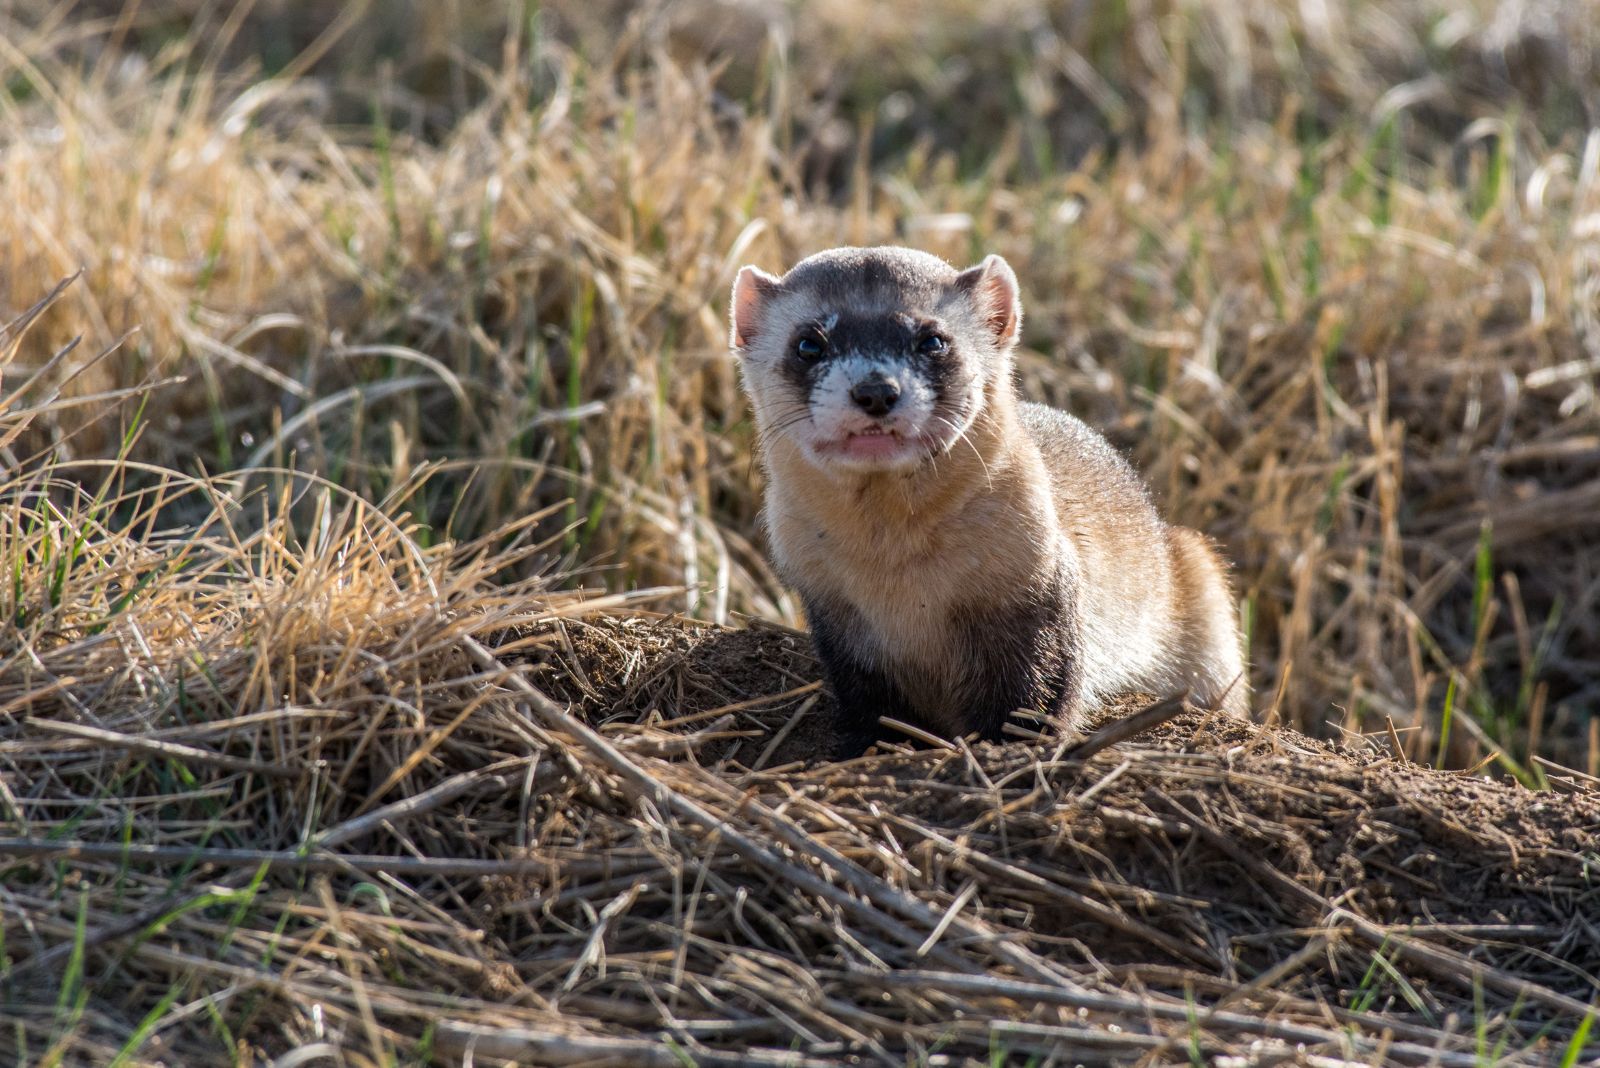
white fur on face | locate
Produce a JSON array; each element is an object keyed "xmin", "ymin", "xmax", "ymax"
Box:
[
  {"xmin": 815, "ymin": 347, "xmax": 992, "ymax": 474},
  {"xmin": 803, "ymin": 353, "xmax": 941, "ymax": 467},
  {"xmin": 734, "ymin": 277, "xmax": 994, "ymax": 475}
]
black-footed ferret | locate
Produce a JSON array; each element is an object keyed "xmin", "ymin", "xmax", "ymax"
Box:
[{"xmin": 729, "ymin": 246, "xmax": 1247, "ymax": 758}]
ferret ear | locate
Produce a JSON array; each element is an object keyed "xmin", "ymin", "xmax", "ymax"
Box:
[
  {"xmin": 954, "ymin": 254, "xmax": 1022, "ymax": 347},
  {"xmin": 730, "ymin": 265, "xmax": 782, "ymax": 351}
]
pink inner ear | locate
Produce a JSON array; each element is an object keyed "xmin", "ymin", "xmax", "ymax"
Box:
[
  {"xmin": 955, "ymin": 255, "xmax": 1022, "ymax": 346},
  {"xmin": 731, "ymin": 267, "xmax": 778, "ymax": 349},
  {"xmin": 972, "ymin": 260, "xmax": 1020, "ymax": 344},
  {"xmin": 978, "ymin": 274, "xmax": 1019, "ymax": 342}
]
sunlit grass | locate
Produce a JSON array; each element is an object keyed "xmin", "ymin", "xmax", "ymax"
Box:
[{"xmin": 2, "ymin": 2, "xmax": 1598, "ymax": 1062}]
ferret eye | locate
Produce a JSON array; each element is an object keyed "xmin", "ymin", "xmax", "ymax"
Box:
[
  {"xmin": 918, "ymin": 335, "xmax": 948, "ymax": 355},
  {"xmin": 795, "ymin": 336, "xmax": 825, "ymax": 361}
]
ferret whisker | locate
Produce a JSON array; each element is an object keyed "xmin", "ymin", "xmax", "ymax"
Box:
[
  {"xmin": 935, "ymin": 411, "xmax": 992, "ymax": 490},
  {"xmin": 756, "ymin": 409, "xmax": 814, "ymax": 450}
]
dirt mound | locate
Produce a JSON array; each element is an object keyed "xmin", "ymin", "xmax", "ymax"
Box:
[
  {"xmin": 534, "ymin": 614, "xmax": 836, "ymax": 767},
  {"xmin": 10, "ymin": 605, "xmax": 1592, "ymax": 1065},
  {"xmin": 469, "ymin": 615, "xmax": 1600, "ymax": 1064}
]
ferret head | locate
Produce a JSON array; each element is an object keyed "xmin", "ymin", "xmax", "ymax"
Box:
[{"xmin": 729, "ymin": 246, "xmax": 1022, "ymax": 474}]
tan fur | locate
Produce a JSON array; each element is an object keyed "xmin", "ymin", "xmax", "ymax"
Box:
[
  {"xmin": 733, "ymin": 246, "xmax": 1249, "ymax": 743},
  {"xmin": 1019, "ymin": 402, "xmax": 1248, "ymax": 716},
  {"xmin": 763, "ymin": 386, "xmax": 1056, "ymax": 733},
  {"xmin": 1163, "ymin": 527, "xmax": 1251, "ymax": 716}
]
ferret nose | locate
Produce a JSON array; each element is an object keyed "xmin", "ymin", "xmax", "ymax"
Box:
[{"xmin": 849, "ymin": 376, "xmax": 901, "ymax": 417}]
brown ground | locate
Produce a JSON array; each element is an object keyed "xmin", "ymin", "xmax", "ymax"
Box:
[{"xmin": 484, "ymin": 614, "xmax": 1600, "ymax": 1064}]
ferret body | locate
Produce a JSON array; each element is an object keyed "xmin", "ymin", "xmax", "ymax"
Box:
[{"xmin": 730, "ymin": 246, "xmax": 1246, "ymax": 757}]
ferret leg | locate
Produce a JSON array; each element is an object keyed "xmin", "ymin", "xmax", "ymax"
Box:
[
  {"xmin": 953, "ymin": 574, "xmax": 1084, "ymax": 743},
  {"xmin": 807, "ymin": 606, "xmax": 917, "ymax": 759}
]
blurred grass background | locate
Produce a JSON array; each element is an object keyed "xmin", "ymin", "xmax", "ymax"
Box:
[{"xmin": 3, "ymin": 0, "xmax": 1599, "ymax": 776}]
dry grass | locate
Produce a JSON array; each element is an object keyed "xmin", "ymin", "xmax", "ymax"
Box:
[{"xmin": 1, "ymin": 1, "xmax": 1599, "ymax": 1064}]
